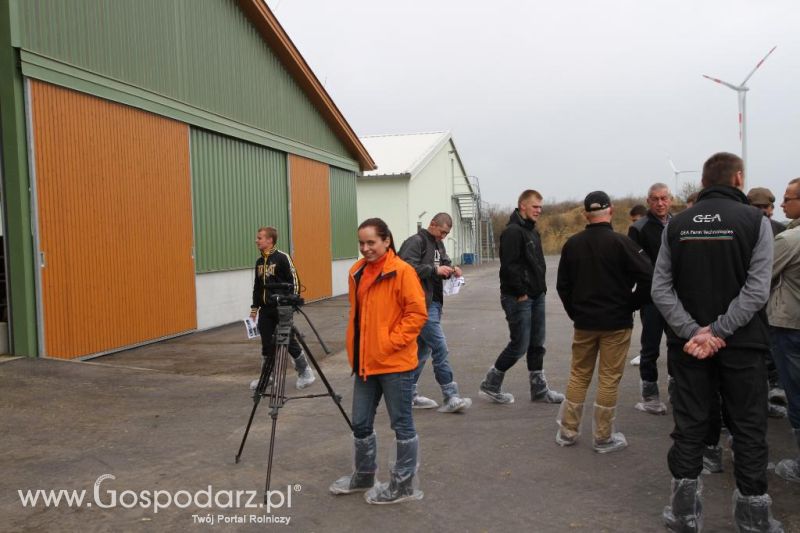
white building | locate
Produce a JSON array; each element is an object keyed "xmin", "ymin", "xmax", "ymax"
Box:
[{"xmin": 358, "ymin": 131, "xmax": 480, "ymax": 265}]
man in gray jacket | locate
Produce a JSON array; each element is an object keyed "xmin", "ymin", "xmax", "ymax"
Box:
[
  {"xmin": 768, "ymin": 177, "xmax": 800, "ymax": 483},
  {"xmin": 398, "ymin": 213, "xmax": 471, "ymax": 413}
]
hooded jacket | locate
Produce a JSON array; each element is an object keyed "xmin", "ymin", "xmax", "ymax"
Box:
[
  {"xmin": 346, "ymin": 249, "xmax": 428, "ymax": 378},
  {"xmin": 499, "ymin": 209, "xmax": 546, "ymax": 297}
]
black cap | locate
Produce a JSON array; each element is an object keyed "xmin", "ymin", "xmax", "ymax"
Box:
[{"xmin": 584, "ymin": 191, "xmax": 611, "ymax": 212}]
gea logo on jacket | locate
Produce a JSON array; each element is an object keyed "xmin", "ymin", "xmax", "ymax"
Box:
[{"xmin": 692, "ymin": 214, "xmax": 722, "ymax": 223}]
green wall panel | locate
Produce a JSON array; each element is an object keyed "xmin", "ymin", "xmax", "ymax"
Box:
[
  {"xmin": 191, "ymin": 129, "xmax": 289, "ymax": 272},
  {"xmin": 17, "ymin": 0, "xmax": 351, "ymax": 160},
  {"xmin": 329, "ymin": 167, "xmax": 358, "ymax": 260}
]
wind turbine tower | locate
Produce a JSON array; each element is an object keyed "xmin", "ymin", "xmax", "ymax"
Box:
[
  {"xmin": 668, "ymin": 159, "xmax": 698, "ymax": 196},
  {"xmin": 702, "ymin": 46, "xmax": 776, "ymax": 188}
]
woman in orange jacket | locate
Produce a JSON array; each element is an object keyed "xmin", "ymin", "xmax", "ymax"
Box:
[{"xmin": 330, "ymin": 218, "xmax": 428, "ymax": 505}]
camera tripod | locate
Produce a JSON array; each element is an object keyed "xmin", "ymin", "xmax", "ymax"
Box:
[{"xmin": 235, "ymin": 294, "xmax": 352, "ymax": 502}]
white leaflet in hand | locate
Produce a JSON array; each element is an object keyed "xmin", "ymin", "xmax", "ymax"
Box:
[
  {"xmin": 243, "ymin": 317, "xmax": 260, "ymax": 339},
  {"xmin": 443, "ymin": 276, "xmax": 466, "ymax": 295}
]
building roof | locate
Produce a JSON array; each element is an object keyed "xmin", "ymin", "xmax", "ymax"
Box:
[
  {"xmin": 237, "ymin": 0, "xmax": 375, "ymax": 171},
  {"xmin": 360, "ymin": 131, "xmax": 452, "ymax": 178}
]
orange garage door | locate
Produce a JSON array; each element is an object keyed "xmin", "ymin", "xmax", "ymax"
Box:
[
  {"xmin": 289, "ymin": 154, "xmax": 332, "ymax": 301},
  {"xmin": 30, "ymin": 81, "xmax": 196, "ymax": 359}
]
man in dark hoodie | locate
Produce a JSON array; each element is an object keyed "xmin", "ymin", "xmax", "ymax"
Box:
[
  {"xmin": 652, "ymin": 152, "xmax": 782, "ymax": 532},
  {"xmin": 479, "ymin": 189, "xmax": 564, "ymax": 404}
]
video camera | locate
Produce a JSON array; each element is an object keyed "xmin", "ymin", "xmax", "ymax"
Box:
[{"xmin": 264, "ymin": 282, "xmax": 305, "ymax": 307}]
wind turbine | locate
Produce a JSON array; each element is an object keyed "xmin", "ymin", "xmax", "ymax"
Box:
[
  {"xmin": 702, "ymin": 46, "xmax": 777, "ymax": 187},
  {"xmin": 668, "ymin": 158, "xmax": 698, "ymax": 196}
]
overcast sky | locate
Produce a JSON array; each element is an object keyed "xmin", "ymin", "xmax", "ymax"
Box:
[{"xmin": 266, "ymin": 0, "xmax": 799, "ymax": 208}]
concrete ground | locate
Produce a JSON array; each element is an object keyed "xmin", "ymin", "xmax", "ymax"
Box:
[{"xmin": 1, "ymin": 257, "xmax": 798, "ymax": 532}]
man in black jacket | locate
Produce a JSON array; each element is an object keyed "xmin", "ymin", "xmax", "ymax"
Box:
[
  {"xmin": 556, "ymin": 191, "xmax": 653, "ymax": 453},
  {"xmin": 398, "ymin": 212, "xmax": 471, "ymax": 413},
  {"xmin": 249, "ymin": 226, "xmax": 315, "ymax": 391},
  {"xmin": 652, "ymin": 153, "xmax": 782, "ymax": 532},
  {"xmin": 479, "ymin": 189, "xmax": 564, "ymax": 404},
  {"xmin": 628, "ymin": 182, "xmax": 672, "ymax": 415}
]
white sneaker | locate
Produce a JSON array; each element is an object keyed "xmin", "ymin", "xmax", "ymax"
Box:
[
  {"xmin": 437, "ymin": 396, "xmax": 471, "ymax": 413},
  {"xmin": 296, "ymin": 367, "xmax": 316, "ymax": 390},
  {"xmin": 630, "ymin": 356, "xmax": 641, "ymax": 366},
  {"xmin": 412, "ymin": 394, "xmax": 439, "ymax": 409}
]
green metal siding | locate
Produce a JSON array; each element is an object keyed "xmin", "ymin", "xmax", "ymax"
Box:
[
  {"xmin": 17, "ymin": 0, "xmax": 351, "ymax": 160},
  {"xmin": 191, "ymin": 129, "xmax": 289, "ymax": 273},
  {"xmin": 329, "ymin": 167, "xmax": 358, "ymax": 260},
  {"xmin": 0, "ymin": 1, "xmax": 37, "ymax": 356}
]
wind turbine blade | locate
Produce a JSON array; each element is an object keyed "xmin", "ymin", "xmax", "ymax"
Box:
[
  {"xmin": 677, "ymin": 170, "xmax": 699, "ymax": 175},
  {"xmin": 741, "ymin": 45, "xmax": 777, "ymax": 86},
  {"xmin": 668, "ymin": 159, "xmax": 678, "ymax": 173},
  {"xmin": 702, "ymin": 74, "xmax": 740, "ymax": 91}
]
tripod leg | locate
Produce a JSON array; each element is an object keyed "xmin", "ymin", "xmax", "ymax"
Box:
[
  {"xmin": 235, "ymin": 399, "xmax": 260, "ymax": 464},
  {"xmin": 292, "ymin": 326, "xmax": 353, "ymax": 430},
  {"xmin": 263, "ymin": 343, "xmax": 290, "ymax": 498}
]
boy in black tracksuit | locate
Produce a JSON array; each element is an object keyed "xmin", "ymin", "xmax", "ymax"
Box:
[
  {"xmin": 249, "ymin": 227, "xmax": 315, "ymax": 391},
  {"xmin": 652, "ymin": 153, "xmax": 782, "ymax": 532}
]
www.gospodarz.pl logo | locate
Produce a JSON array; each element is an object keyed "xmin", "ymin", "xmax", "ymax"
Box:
[{"xmin": 18, "ymin": 474, "xmax": 299, "ymax": 515}]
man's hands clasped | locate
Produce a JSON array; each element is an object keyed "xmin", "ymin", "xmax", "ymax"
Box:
[{"xmin": 683, "ymin": 325, "xmax": 726, "ymax": 359}]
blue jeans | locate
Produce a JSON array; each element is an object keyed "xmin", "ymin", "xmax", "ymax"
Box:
[
  {"xmin": 638, "ymin": 303, "xmax": 666, "ymax": 383},
  {"xmin": 413, "ymin": 301, "xmax": 454, "ymax": 388},
  {"xmin": 351, "ymin": 371, "xmax": 416, "ymax": 441},
  {"xmin": 771, "ymin": 326, "xmax": 800, "ymax": 430},
  {"xmin": 494, "ymin": 293, "xmax": 546, "ymax": 372}
]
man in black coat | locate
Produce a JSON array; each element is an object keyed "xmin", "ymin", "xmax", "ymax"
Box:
[
  {"xmin": 479, "ymin": 189, "xmax": 563, "ymax": 404},
  {"xmin": 556, "ymin": 191, "xmax": 653, "ymax": 453}
]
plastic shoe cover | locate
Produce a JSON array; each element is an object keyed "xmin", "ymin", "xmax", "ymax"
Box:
[
  {"xmin": 365, "ymin": 436, "xmax": 423, "ymax": 505},
  {"xmin": 530, "ymin": 371, "xmax": 565, "ymax": 403},
  {"xmin": 775, "ymin": 428, "xmax": 800, "ymax": 483},
  {"xmin": 249, "ymin": 374, "xmax": 274, "ymax": 392},
  {"xmin": 593, "ymin": 404, "xmax": 628, "ymax": 453},
  {"xmin": 555, "ymin": 400, "xmax": 584, "ymax": 447},
  {"xmin": 767, "ymin": 403, "xmax": 787, "ymax": 419},
  {"xmin": 635, "ymin": 380, "xmax": 667, "ymax": 415},
  {"xmin": 293, "ymin": 353, "xmax": 316, "ymax": 389},
  {"xmin": 330, "ymin": 433, "xmax": 378, "ymax": 495},
  {"xmin": 732, "ymin": 489, "xmax": 783, "ymax": 533},
  {"xmin": 437, "ymin": 396, "xmax": 471, "ymax": 413},
  {"xmin": 663, "ymin": 478, "xmax": 703, "ymax": 533},
  {"xmin": 437, "ymin": 382, "xmax": 471, "ymax": 413},
  {"xmin": 768, "ymin": 387, "xmax": 787, "ymax": 405},
  {"xmin": 479, "ymin": 367, "xmax": 515, "ymax": 404},
  {"xmin": 411, "ymin": 394, "xmax": 439, "ymax": 409},
  {"xmin": 702, "ymin": 445, "xmax": 723, "ymax": 474},
  {"xmin": 630, "ymin": 355, "xmax": 641, "ymax": 366},
  {"xmin": 775, "ymin": 458, "xmax": 800, "ymax": 483}
]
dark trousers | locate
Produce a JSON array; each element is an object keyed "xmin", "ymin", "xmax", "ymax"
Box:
[
  {"xmin": 668, "ymin": 344, "xmax": 768, "ymax": 495},
  {"xmin": 771, "ymin": 326, "xmax": 800, "ymax": 429},
  {"xmin": 638, "ymin": 303, "xmax": 666, "ymax": 382},
  {"xmin": 258, "ymin": 308, "xmax": 302, "ymax": 378},
  {"xmin": 494, "ymin": 293, "xmax": 546, "ymax": 372}
]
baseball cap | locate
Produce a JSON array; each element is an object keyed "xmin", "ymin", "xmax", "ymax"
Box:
[{"xmin": 584, "ymin": 191, "xmax": 611, "ymax": 212}]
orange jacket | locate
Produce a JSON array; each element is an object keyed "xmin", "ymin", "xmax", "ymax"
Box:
[{"xmin": 346, "ymin": 250, "xmax": 428, "ymax": 378}]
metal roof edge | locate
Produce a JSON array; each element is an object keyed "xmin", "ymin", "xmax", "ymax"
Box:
[{"xmin": 236, "ymin": 0, "xmax": 376, "ymax": 171}]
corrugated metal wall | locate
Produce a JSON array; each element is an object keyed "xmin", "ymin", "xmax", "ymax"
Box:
[
  {"xmin": 191, "ymin": 130, "xmax": 289, "ymax": 272},
  {"xmin": 329, "ymin": 167, "xmax": 358, "ymax": 260},
  {"xmin": 30, "ymin": 81, "xmax": 196, "ymax": 359},
  {"xmin": 17, "ymin": 0, "xmax": 350, "ymax": 159},
  {"xmin": 289, "ymin": 155, "xmax": 332, "ymax": 301}
]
